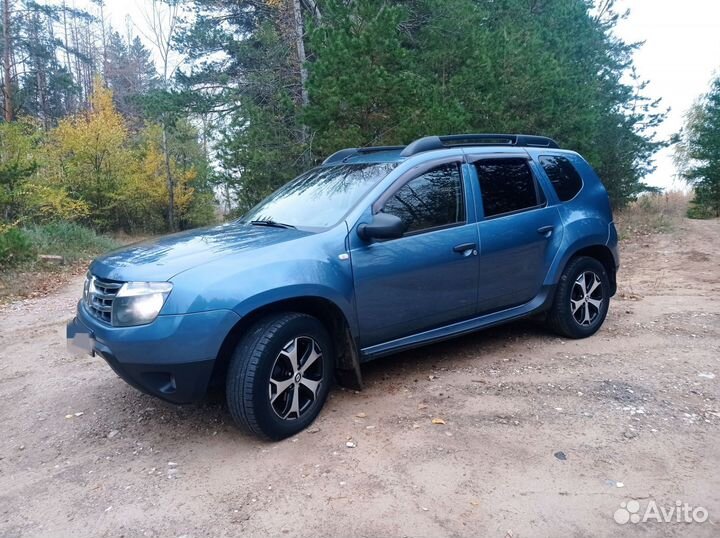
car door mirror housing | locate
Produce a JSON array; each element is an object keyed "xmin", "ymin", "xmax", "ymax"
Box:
[{"xmin": 357, "ymin": 212, "xmax": 405, "ymax": 241}]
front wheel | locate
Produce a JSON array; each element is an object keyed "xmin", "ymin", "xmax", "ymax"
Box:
[
  {"xmin": 547, "ymin": 256, "xmax": 610, "ymax": 339},
  {"xmin": 226, "ymin": 313, "xmax": 334, "ymax": 440}
]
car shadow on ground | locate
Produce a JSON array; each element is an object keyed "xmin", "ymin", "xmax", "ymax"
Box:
[
  {"xmin": 359, "ymin": 318, "xmax": 556, "ymax": 385},
  {"xmin": 80, "ymin": 318, "xmax": 556, "ymax": 446}
]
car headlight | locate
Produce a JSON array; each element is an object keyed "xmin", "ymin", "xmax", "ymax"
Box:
[{"xmin": 112, "ymin": 282, "xmax": 173, "ymax": 327}]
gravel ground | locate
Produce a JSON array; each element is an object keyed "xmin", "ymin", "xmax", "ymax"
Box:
[{"xmin": 1, "ymin": 217, "xmax": 719, "ymax": 538}]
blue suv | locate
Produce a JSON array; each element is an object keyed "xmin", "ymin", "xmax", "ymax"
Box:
[{"xmin": 67, "ymin": 134, "xmax": 619, "ymax": 440}]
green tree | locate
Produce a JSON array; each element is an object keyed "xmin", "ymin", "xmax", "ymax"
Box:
[
  {"xmin": 177, "ymin": 0, "xmax": 320, "ymax": 212},
  {"xmin": 18, "ymin": 6, "xmax": 79, "ymax": 128},
  {"xmin": 2, "ymin": 0, "xmax": 95, "ymax": 124},
  {"xmin": 104, "ymin": 30, "xmax": 159, "ymax": 125},
  {"xmin": 305, "ymin": 0, "xmax": 663, "ymax": 207},
  {"xmin": 304, "ymin": 0, "xmax": 419, "ymax": 154},
  {"xmin": 676, "ymin": 74, "xmax": 720, "ymax": 217},
  {"xmin": 167, "ymin": 118, "xmax": 216, "ymax": 229},
  {"xmin": 0, "ymin": 120, "xmax": 39, "ymax": 221},
  {"xmin": 127, "ymin": 117, "xmax": 217, "ymax": 231}
]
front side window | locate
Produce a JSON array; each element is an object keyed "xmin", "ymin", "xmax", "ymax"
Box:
[
  {"xmin": 539, "ymin": 155, "xmax": 583, "ymax": 201},
  {"xmin": 475, "ymin": 158, "xmax": 542, "ymax": 218},
  {"xmin": 381, "ymin": 163, "xmax": 465, "ymax": 235},
  {"xmin": 242, "ymin": 163, "xmax": 397, "ymax": 230}
]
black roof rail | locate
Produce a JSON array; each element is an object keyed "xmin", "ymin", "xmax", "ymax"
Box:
[
  {"xmin": 323, "ymin": 135, "xmax": 559, "ymax": 163},
  {"xmin": 400, "ymin": 133, "xmax": 559, "ymax": 157},
  {"xmin": 323, "ymin": 145, "xmax": 406, "ymax": 165},
  {"xmin": 322, "ymin": 148, "xmax": 358, "ymax": 164},
  {"xmin": 356, "ymin": 145, "xmax": 405, "ymax": 153}
]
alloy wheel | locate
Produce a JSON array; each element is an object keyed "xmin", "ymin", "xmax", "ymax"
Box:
[
  {"xmin": 570, "ymin": 271, "xmax": 604, "ymax": 327},
  {"xmin": 268, "ymin": 336, "xmax": 324, "ymax": 420}
]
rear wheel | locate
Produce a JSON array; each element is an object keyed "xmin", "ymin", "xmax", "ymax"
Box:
[
  {"xmin": 226, "ymin": 313, "xmax": 333, "ymax": 440},
  {"xmin": 547, "ymin": 256, "xmax": 610, "ymax": 339}
]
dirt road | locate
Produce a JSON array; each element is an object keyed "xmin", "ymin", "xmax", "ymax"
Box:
[{"xmin": 1, "ymin": 218, "xmax": 719, "ymax": 538}]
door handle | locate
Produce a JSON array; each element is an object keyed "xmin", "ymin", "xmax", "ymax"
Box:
[
  {"xmin": 537, "ymin": 225, "xmax": 554, "ymax": 236},
  {"xmin": 453, "ymin": 242, "xmax": 477, "ymax": 254}
]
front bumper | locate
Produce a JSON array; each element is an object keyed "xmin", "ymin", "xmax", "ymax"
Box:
[{"xmin": 66, "ymin": 304, "xmax": 240, "ymax": 404}]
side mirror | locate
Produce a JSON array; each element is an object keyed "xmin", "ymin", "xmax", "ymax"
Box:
[{"xmin": 357, "ymin": 212, "xmax": 405, "ymax": 241}]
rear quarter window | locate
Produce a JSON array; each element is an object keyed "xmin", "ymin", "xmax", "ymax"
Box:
[{"xmin": 539, "ymin": 155, "xmax": 583, "ymax": 202}]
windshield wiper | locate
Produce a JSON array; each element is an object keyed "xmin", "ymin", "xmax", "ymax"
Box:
[{"xmin": 249, "ymin": 219, "xmax": 296, "ymax": 229}]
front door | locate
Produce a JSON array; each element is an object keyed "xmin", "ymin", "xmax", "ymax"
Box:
[{"xmin": 350, "ymin": 161, "xmax": 480, "ymax": 347}]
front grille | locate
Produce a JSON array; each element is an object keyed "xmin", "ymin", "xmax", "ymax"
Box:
[{"xmin": 84, "ymin": 275, "xmax": 123, "ymax": 324}]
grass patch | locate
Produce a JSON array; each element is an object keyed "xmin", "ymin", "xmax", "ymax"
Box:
[
  {"xmin": 687, "ymin": 199, "xmax": 719, "ymax": 219},
  {"xmin": 21, "ymin": 222, "xmax": 119, "ymax": 263},
  {"xmin": 615, "ymin": 191, "xmax": 689, "ymax": 240},
  {"xmin": 0, "ymin": 222, "xmax": 120, "ymax": 301},
  {"xmin": 0, "ymin": 227, "xmax": 35, "ymax": 267}
]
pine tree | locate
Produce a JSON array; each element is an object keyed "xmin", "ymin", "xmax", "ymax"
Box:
[
  {"xmin": 19, "ymin": 7, "xmax": 78, "ymax": 127},
  {"xmin": 304, "ymin": 0, "xmax": 418, "ymax": 154},
  {"xmin": 0, "ymin": 120, "xmax": 39, "ymax": 220},
  {"xmin": 304, "ymin": 0, "xmax": 664, "ymax": 207},
  {"xmin": 104, "ymin": 30, "xmax": 158, "ymax": 125},
  {"xmin": 134, "ymin": 0, "xmax": 667, "ymax": 212},
  {"xmin": 176, "ymin": 0, "xmax": 320, "ymax": 212},
  {"xmin": 128, "ymin": 36, "xmax": 158, "ymax": 93},
  {"xmin": 1, "ymin": 0, "xmax": 95, "ymax": 125}
]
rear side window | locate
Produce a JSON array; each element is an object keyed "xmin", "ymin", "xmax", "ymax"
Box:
[
  {"xmin": 381, "ymin": 162, "xmax": 465, "ymax": 235},
  {"xmin": 475, "ymin": 158, "xmax": 542, "ymax": 218},
  {"xmin": 539, "ymin": 155, "xmax": 583, "ymax": 201}
]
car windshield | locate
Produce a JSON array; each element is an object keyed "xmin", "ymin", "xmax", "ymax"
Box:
[{"xmin": 241, "ymin": 162, "xmax": 397, "ymax": 229}]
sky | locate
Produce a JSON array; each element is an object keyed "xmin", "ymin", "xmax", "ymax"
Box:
[
  {"xmin": 614, "ymin": 0, "xmax": 720, "ymax": 189},
  {"xmin": 92, "ymin": 1, "xmax": 720, "ymax": 190}
]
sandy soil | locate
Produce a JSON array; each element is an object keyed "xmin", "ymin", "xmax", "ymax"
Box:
[{"xmin": 1, "ymin": 217, "xmax": 719, "ymax": 538}]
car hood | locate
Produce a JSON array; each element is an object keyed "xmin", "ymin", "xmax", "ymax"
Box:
[{"xmin": 90, "ymin": 222, "xmax": 312, "ymax": 282}]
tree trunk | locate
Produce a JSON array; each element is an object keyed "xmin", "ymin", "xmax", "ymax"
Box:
[
  {"xmin": 99, "ymin": 1, "xmax": 107, "ymax": 71},
  {"xmin": 301, "ymin": 0, "xmax": 321, "ymax": 21},
  {"xmin": 70, "ymin": 12, "xmax": 83, "ymax": 104},
  {"xmin": 291, "ymin": 0, "xmax": 309, "ymax": 108},
  {"xmin": 61, "ymin": 1, "xmax": 75, "ymax": 111},
  {"xmin": 3, "ymin": 0, "xmax": 13, "ymax": 122},
  {"xmin": 61, "ymin": 1, "xmax": 72, "ymax": 67},
  {"xmin": 162, "ymin": 125, "xmax": 175, "ymax": 231},
  {"xmin": 83, "ymin": 20, "xmax": 94, "ymax": 102},
  {"xmin": 144, "ymin": 0, "xmax": 179, "ymax": 230},
  {"xmin": 289, "ymin": 0, "xmax": 312, "ymax": 164},
  {"xmin": 37, "ymin": 70, "xmax": 48, "ymax": 129}
]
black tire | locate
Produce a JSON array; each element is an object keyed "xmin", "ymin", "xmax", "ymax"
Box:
[
  {"xmin": 547, "ymin": 256, "xmax": 610, "ymax": 339},
  {"xmin": 226, "ymin": 313, "xmax": 334, "ymax": 440}
]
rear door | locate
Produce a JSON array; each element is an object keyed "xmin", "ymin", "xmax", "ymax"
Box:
[{"xmin": 469, "ymin": 155, "xmax": 563, "ymax": 313}]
